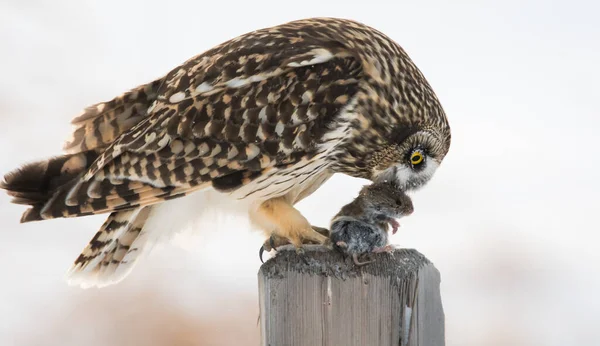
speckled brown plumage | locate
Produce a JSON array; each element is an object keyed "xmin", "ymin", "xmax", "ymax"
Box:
[
  {"xmin": 64, "ymin": 80, "xmax": 163, "ymax": 154},
  {"xmin": 1, "ymin": 17, "xmax": 451, "ymax": 287}
]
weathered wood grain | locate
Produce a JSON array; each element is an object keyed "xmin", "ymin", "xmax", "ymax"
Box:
[{"xmin": 258, "ymin": 247, "xmax": 444, "ymax": 346}]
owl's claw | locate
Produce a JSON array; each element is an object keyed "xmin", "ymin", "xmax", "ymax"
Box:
[
  {"xmin": 312, "ymin": 226, "xmax": 331, "ymax": 238},
  {"xmin": 259, "ymin": 236, "xmax": 276, "ymax": 262},
  {"xmin": 258, "ymin": 242, "xmax": 310, "ymax": 265},
  {"xmin": 259, "ymin": 234, "xmax": 289, "ymax": 263},
  {"xmin": 258, "ymin": 226, "xmax": 330, "ymax": 263}
]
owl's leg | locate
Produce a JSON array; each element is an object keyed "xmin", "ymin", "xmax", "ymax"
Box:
[
  {"xmin": 261, "ymin": 234, "xmax": 290, "ymax": 253},
  {"xmin": 255, "ymin": 197, "xmax": 329, "ymax": 256},
  {"xmin": 262, "ymin": 226, "xmax": 329, "ymax": 249},
  {"xmin": 311, "ymin": 226, "xmax": 331, "ymax": 238},
  {"xmin": 259, "ymin": 225, "xmax": 331, "ymax": 262}
]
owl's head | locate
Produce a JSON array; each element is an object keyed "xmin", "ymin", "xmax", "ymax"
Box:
[{"xmin": 372, "ymin": 127, "xmax": 449, "ymax": 191}]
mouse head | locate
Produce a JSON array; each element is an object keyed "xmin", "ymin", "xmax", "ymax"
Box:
[{"xmin": 359, "ymin": 181, "xmax": 414, "ymax": 221}]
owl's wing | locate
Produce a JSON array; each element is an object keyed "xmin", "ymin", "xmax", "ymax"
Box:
[
  {"xmin": 63, "ymin": 79, "xmax": 164, "ymax": 154},
  {"xmin": 18, "ymin": 43, "xmax": 363, "ymax": 221}
]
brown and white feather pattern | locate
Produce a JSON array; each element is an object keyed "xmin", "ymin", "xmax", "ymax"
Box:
[
  {"xmin": 1, "ymin": 17, "xmax": 451, "ymax": 287},
  {"xmin": 30, "ymin": 45, "xmax": 362, "ymax": 220},
  {"xmin": 64, "ymin": 80, "xmax": 163, "ymax": 154},
  {"xmin": 66, "ymin": 206, "xmax": 151, "ymax": 288}
]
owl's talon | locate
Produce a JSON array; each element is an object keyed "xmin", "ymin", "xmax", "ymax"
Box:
[
  {"xmin": 258, "ymin": 223, "xmax": 329, "ymax": 264},
  {"xmin": 322, "ymin": 238, "xmax": 334, "ymax": 250},
  {"xmin": 259, "ymin": 234, "xmax": 290, "ymax": 263},
  {"xmin": 259, "ymin": 245, "xmax": 269, "ymax": 263},
  {"xmin": 312, "ymin": 226, "xmax": 331, "ymax": 238}
]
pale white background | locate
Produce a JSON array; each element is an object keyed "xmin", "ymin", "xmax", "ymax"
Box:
[{"xmin": 1, "ymin": 1, "xmax": 599, "ymax": 345}]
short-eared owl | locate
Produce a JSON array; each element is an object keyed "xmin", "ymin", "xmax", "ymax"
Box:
[{"xmin": 1, "ymin": 17, "xmax": 450, "ymax": 287}]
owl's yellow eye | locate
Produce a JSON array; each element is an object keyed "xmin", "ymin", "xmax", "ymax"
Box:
[{"xmin": 410, "ymin": 151, "xmax": 424, "ymax": 165}]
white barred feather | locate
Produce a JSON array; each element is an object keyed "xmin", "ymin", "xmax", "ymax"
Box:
[{"xmin": 66, "ymin": 206, "xmax": 152, "ymax": 288}]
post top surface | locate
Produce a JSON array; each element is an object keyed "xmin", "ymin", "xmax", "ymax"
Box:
[{"xmin": 259, "ymin": 246, "xmax": 431, "ymax": 281}]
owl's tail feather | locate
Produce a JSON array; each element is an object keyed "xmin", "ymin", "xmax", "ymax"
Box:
[
  {"xmin": 66, "ymin": 206, "xmax": 153, "ymax": 288},
  {"xmin": 0, "ymin": 150, "xmax": 100, "ymax": 223}
]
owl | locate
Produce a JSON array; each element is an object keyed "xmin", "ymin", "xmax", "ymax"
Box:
[{"xmin": 1, "ymin": 17, "xmax": 450, "ymax": 287}]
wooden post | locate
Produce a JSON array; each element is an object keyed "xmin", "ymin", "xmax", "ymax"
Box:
[{"xmin": 258, "ymin": 247, "xmax": 444, "ymax": 346}]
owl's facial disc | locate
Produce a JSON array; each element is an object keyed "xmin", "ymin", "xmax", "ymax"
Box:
[
  {"xmin": 371, "ymin": 128, "xmax": 446, "ymax": 191},
  {"xmin": 374, "ymin": 147, "xmax": 441, "ymax": 191},
  {"xmin": 393, "ymin": 157, "xmax": 439, "ymax": 191}
]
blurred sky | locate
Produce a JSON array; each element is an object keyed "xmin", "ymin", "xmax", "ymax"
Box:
[{"xmin": 0, "ymin": 1, "xmax": 599, "ymax": 345}]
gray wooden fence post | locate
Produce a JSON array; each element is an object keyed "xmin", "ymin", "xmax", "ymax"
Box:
[{"xmin": 258, "ymin": 247, "xmax": 445, "ymax": 346}]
